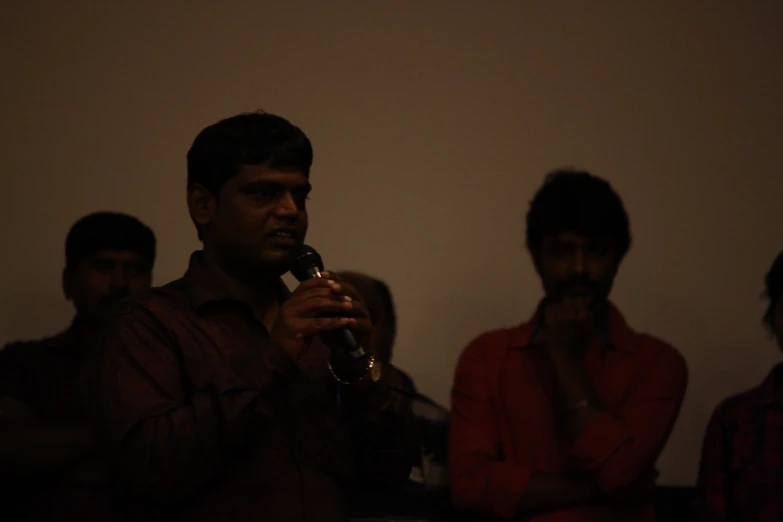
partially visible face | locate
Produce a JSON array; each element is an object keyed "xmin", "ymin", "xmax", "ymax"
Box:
[
  {"xmin": 338, "ymin": 272, "xmax": 395, "ymax": 364},
  {"xmin": 192, "ymin": 165, "xmax": 310, "ymax": 276},
  {"xmin": 534, "ymin": 231, "xmax": 619, "ymax": 306},
  {"xmin": 63, "ymin": 249, "xmax": 153, "ymax": 321},
  {"xmin": 772, "ymin": 299, "xmax": 783, "ymax": 352}
]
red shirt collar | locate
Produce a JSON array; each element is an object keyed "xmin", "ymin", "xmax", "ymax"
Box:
[{"xmin": 507, "ymin": 301, "xmax": 637, "ymax": 353}]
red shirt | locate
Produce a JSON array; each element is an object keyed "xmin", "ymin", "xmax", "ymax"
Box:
[
  {"xmin": 449, "ymin": 304, "xmax": 688, "ymax": 521},
  {"xmin": 695, "ymin": 364, "xmax": 783, "ymax": 521},
  {"xmin": 83, "ymin": 252, "xmax": 417, "ymax": 522}
]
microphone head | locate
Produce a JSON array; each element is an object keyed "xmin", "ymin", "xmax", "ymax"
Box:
[{"xmin": 289, "ymin": 244, "xmax": 324, "ymax": 282}]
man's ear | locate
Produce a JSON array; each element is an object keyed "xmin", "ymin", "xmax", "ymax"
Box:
[
  {"xmin": 187, "ymin": 184, "xmax": 218, "ymax": 233},
  {"xmin": 62, "ymin": 267, "xmax": 74, "ymax": 301}
]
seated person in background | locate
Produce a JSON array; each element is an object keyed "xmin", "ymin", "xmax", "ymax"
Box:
[
  {"xmin": 695, "ymin": 248, "xmax": 783, "ymax": 522},
  {"xmin": 0, "ymin": 211, "xmax": 156, "ymax": 521},
  {"xmin": 84, "ymin": 112, "xmax": 417, "ymax": 522},
  {"xmin": 449, "ymin": 169, "xmax": 688, "ymax": 521},
  {"xmin": 337, "ymin": 271, "xmax": 450, "ymax": 492}
]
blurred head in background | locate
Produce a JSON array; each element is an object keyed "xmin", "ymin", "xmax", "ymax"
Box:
[
  {"xmin": 763, "ymin": 249, "xmax": 783, "ymax": 352},
  {"xmin": 526, "ymin": 169, "xmax": 631, "ymax": 310},
  {"xmin": 336, "ymin": 271, "xmax": 397, "ymax": 365},
  {"xmin": 63, "ymin": 211, "xmax": 155, "ymax": 324}
]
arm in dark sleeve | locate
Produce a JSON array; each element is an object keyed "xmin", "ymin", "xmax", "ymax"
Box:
[
  {"xmin": 448, "ymin": 334, "xmax": 600, "ymax": 519},
  {"xmin": 567, "ymin": 345, "xmax": 688, "ymax": 492},
  {"xmin": 694, "ymin": 404, "xmax": 731, "ymax": 521},
  {"xmin": 84, "ymin": 304, "xmax": 299, "ymax": 503},
  {"xmin": 339, "ymin": 363, "xmax": 418, "ymax": 489},
  {"xmin": 0, "ymin": 343, "xmax": 95, "ymax": 477}
]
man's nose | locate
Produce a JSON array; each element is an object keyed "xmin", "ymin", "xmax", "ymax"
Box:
[
  {"xmin": 570, "ymin": 249, "xmax": 586, "ymax": 274},
  {"xmin": 110, "ymin": 267, "xmax": 131, "ymax": 289},
  {"xmin": 273, "ymin": 193, "xmax": 299, "ymax": 219}
]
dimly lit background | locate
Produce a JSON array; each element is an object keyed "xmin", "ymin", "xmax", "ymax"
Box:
[{"xmin": 2, "ymin": 1, "xmax": 782, "ymax": 486}]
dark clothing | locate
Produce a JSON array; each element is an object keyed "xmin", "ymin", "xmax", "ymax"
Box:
[
  {"xmin": 0, "ymin": 324, "xmax": 112, "ymax": 522},
  {"xmin": 695, "ymin": 364, "xmax": 783, "ymax": 522},
  {"xmin": 0, "ymin": 326, "xmax": 85, "ymax": 421},
  {"xmin": 84, "ymin": 251, "xmax": 417, "ymax": 522}
]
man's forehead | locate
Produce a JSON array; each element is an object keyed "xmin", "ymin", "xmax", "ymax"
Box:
[
  {"xmin": 547, "ymin": 231, "xmax": 612, "ymax": 245},
  {"xmin": 237, "ymin": 164, "xmax": 310, "ymax": 185},
  {"xmin": 89, "ymin": 249, "xmax": 149, "ymax": 263}
]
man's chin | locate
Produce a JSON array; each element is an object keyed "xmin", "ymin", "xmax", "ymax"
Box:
[{"xmin": 256, "ymin": 249, "xmax": 295, "ymax": 276}]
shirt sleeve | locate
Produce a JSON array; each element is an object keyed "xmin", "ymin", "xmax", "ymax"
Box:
[
  {"xmin": 448, "ymin": 333, "xmax": 532, "ymax": 519},
  {"xmin": 0, "ymin": 342, "xmax": 38, "ymax": 416},
  {"xmin": 83, "ymin": 303, "xmax": 300, "ymax": 503},
  {"xmin": 568, "ymin": 343, "xmax": 688, "ymax": 491},
  {"xmin": 694, "ymin": 404, "xmax": 731, "ymax": 521},
  {"xmin": 340, "ymin": 363, "xmax": 419, "ymax": 489}
]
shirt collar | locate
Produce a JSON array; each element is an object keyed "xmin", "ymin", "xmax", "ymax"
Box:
[
  {"xmin": 509, "ymin": 300, "xmax": 636, "ymax": 353},
  {"xmin": 182, "ymin": 251, "xmax": 291, "ymax": 312}
]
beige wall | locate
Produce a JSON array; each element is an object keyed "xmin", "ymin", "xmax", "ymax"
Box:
[{"xmin": 2, "ymin": 1, "xmax": 782, "ymax": 485}]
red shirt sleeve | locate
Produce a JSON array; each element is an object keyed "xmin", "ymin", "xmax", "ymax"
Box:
[
  {"xmin": 448, "ymin": 332, "xmax": 531, "ymax": 519},
  {"xmin": 694, "ymin": 404, "xmax": 730, "ymax": 520},
  {"xmin": 83, "ymin": 304, "xmax": 299, "ymax": 503},
  {"xmin": 568, "ymin": 343, "xmax": 688, "ymax": 491}
]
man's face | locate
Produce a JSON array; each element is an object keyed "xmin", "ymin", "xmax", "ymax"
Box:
[
  {"xmin": 534, "ymin": 231, "xmax": 620, "ymax": 307},
  {"xmin": 772, "ymin": 299, "xmax": 783, "ymax": 352},
  {"xmin": 195, "ymin": 165, "xmax": 310, "ymax": 275},
  {"xmin": 64, "ymin": 249, "xmax": 153, "ymax": 321}
]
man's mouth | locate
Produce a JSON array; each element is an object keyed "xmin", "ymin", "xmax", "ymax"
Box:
[{"xmin": 265, "ymin": 228, "xmax": 299, "ymax": 245}]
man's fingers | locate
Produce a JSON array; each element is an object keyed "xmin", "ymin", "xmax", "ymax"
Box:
[
  {"xmin": 295, "ymin": 316, "xmax": 357, "ymax": 335},
  {"xmin": 294, "ymin": 285, "xmax": 346, "ymax": 304},
  {"xmin": 287, "ymin": 296, "xmax": 354, "ymax": 318}
]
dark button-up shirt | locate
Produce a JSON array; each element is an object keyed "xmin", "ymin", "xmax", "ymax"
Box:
[
  {"xmin": 84, "ymin": 252, "xmax": 417, "ymax": 521},
  {"xmin": 695, "ymin": 363, "xmax": 783, "ymax": 522},
  {"xmin": 0, "ymin": 324, "xmax": 112, "ymax": 522}
]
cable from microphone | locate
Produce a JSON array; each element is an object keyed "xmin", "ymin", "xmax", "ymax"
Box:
[{"xmin": 289, "ymin": 245, "xmax": 367, "ymax": 360}]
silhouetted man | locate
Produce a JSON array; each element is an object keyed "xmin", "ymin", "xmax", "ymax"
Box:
[
  {"xmin": 695, "ymin": 248, "xmax": 783, "ymax": 521},
  {"xmin": 0, "ymin": 211, "xmax": 156, "ymax": 521},
  {"xmin": 337, "ymin": 272, "xmax": 450, "ymax": 491},
  {"xmin": 449, "ymin": 170, "xmax": 688, "ymax": 522},
  {"xmin": 84, "ymin": 112, "xmax": 417, "ymax": 522}
]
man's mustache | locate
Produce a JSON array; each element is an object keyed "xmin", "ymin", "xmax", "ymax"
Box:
[
  {"xmin": 100, "ymin": 289, "xmax": 130, "ymax": 305},
  {"xmin": 556, "ymin": 276, "xmax": 597, "ymax": 293}
]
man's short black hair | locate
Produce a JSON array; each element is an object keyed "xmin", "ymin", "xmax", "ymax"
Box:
[
  {"xmin": 525, "ymin": 169, "xmax": 631, "ymax": 259},
  {"xmin": 763, "ymin": 249, "xmax": 783, "ymax": 329},
  {"xmin": 65, "ymin": 211, "xmax": 156, "ymax": 269},
  {"xmin": 186, "ymin": 111, "xmax": 313, "ymax": 238}
]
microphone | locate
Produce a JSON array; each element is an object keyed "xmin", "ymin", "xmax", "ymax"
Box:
[{"xmin": 289, "ymin": 245, "xmax": 367, "ymax": 360}]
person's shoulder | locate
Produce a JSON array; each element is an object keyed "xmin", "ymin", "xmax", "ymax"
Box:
[
  {"xmin": 1, "ymin": 330, "xmax": 67, "ymax": 359},
  {"xmin": 109, "ymin": 278, "xmax": 190, "ymax": 321},
  {"xmin": 455, "ymin": 326, "xmax": 526, "ymax": 375},
  {"xmin": 626, "ymin": 329, "xmax": 687, "ymax": 373},
  {"xmin": 460, "ymin": 327, "xmax": 519, "ymax": 358},
  {"xmin": 709, "ymin": 384, "xmax": 765, "ymax": 425}
]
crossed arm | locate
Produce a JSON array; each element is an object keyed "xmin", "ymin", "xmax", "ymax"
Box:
[{"xmin": 448, "ymin": 333, "xmax": 688, "ymax": 519}]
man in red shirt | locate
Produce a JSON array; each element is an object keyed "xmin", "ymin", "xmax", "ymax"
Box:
[
  {"xmin": 694, "ymin": 248, "xmax": 783, "ymax": 521},
  {"xmin": 84, "ymin": 112, "xmax": 417, "ymax": 521},
  {"xmin": 0, "ymin": 211, "xmax": 156, "ymax": 521},
  {"xmin": 449, "ymin": 169, "xmax": 688, "ymax": 521}
]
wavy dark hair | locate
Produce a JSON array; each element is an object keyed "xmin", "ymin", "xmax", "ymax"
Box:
[{"xmin": 526, "ymin": 169, "xmax": 631, "ymax": 260}]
